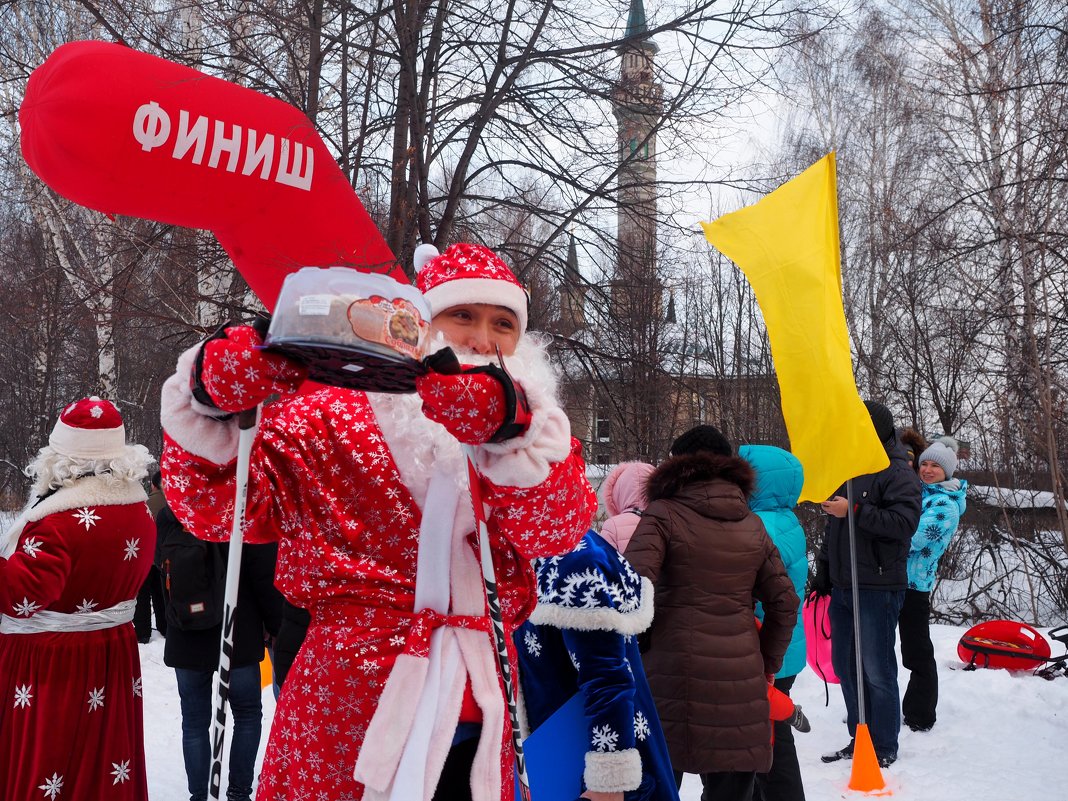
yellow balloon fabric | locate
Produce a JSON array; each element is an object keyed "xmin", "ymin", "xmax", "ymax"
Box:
[{"xmin": 702, "ymin": 152, "xmax": 888, "ymax": 502}]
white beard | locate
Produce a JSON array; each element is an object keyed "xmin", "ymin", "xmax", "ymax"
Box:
[{"xmin": 367, "ymin": 333, "xmax": 560, "ymax": 511}]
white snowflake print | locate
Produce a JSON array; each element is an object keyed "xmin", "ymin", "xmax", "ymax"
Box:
[
  {"xmin": 111, "ymin": 760, "xmax": 131, "ymax": 784},
  {"xmin": 591, "ymin": 724, "xmax": 620, "ymax": 752},
  {"xmin": 123, "ymin": 538, "xmax": 141, "ymax": 561},
  {"xmin": 75, "ymin": 599, "xmax": 98, "ymax": 614},
  {"xmin": 568, "ymin": 650, "xmax": 581, "ymax": 670},
  {"xmin": 14, "ymin": 684, "xmax": 33, "ymax": 709},
  {"xmin": 89, "ymin": 405, "xmax": 104, "ymax": 419},
  {"xmin": 87, "ymin": 687, "xmax": 105, "ymax": 711},
  {"xmin": 524, "ymin": 629, "xmax": 542, "ymax": 657},
  {"xmin": 132, "ymin": 677, "xmax": 143, "ymax": 698},
  {"xmin": 72, "ymin": 507, "xmax": 101, "ymax": 530},
  {"xmin": 21, "ymin": 537, "xmax": 44, "ymax": 558},
  {"xmin": 38, "ymin": 772, "xmax": 63, "ymax": 799},
  {"xmin": 14, "ymin": 597, "xmax": 42, "ymax": 617},
  {"xmin": 634, "ymin": 710, "xmax": 650, "ymax": 741}
]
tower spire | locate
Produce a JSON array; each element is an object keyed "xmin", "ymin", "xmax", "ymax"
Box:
[{"xmin": 625, "ymin": 0, "xmax": 648, "ymax": 38}]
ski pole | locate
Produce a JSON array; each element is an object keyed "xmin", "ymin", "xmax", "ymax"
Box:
[
  {"xmin": 209, "ymin": 406, "xmax": 259, "ymax": 801},
  {"xmin": 461, "ymin": 444, "xmax": 532, "ymax": 801}
]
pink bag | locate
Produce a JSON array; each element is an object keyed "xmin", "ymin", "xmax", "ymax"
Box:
[{"xmin": 804, "ymin": 594, "xmax": 839, "ymax": 684}]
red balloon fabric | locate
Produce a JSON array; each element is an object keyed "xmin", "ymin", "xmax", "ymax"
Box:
[{"xmin": 19, "ymin": 41, "xmax": 402, "ymax": 307}]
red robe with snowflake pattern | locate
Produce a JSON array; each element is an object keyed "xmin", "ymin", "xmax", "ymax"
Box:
[
  {"xmin": 159, "ymin": 340, "xmax": 595, "ymax": 801},
  {"xmin": 0, "ymin": 477, "xmax": 155, "ymax": 801}
]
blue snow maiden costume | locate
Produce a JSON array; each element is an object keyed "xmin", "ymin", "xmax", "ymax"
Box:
[{"xmin": 515, "ymin": 530, "xmax": 679, "ymax": 801}]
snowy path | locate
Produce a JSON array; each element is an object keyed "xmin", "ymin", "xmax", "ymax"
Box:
[{"xmin": 140, "ymin": 623, "xmax": 1066, "ymax": 800}]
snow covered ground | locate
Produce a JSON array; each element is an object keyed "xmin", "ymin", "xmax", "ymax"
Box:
[{"xmin": 139, "ymin": 622, "xmax": 1067, "ymax": 800}]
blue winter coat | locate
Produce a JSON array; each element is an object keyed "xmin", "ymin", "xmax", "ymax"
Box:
[
  {"xmin": 907, "ymin": 478, "xmax": 967, "ymax": 592},
  {"xmin": 740, "ymin": 445, "xmax": 807, "ymax": 679},
  {"xmin": 515, "ymin": 531, "xmax": 679, "ymax": 801}
]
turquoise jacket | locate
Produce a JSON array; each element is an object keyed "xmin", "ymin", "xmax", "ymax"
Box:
[
  {"xmin": 907, "ymin": 478, "xmax": 967, "ymax": 592},
  {"xmin": 740, "ymin": 445, "xmax": 807, "ymax": 678}
]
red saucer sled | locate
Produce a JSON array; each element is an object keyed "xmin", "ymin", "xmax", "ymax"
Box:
[{"xmin": 957, "ymin": 620, "xmax": 1068, "ymax": 677}]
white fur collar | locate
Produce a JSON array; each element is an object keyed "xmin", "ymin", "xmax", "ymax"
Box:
[
  {"xmin": 528, "ymin": 576, "xmax": 655, "ymax": 635},
  {"xmin": 0, "ymin": 476, "xmax": 148, "ymax": 558}
]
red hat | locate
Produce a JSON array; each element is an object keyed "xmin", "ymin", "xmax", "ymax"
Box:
[
  {"xmin": 414, "ymin": 243, "xmax": 529, "ymax": 334},
  {"xmin": 49, "ymin": 396, "xmax": 126, "ymax": 460}
]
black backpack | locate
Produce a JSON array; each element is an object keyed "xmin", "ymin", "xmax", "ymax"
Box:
[{"xmin": 157, "ymin": 506, "xmax": 226, "ymax": 631}]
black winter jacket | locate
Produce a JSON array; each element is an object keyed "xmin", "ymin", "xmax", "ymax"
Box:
[
  {"xmin": 817, "ymin": 433, "xmax": 922, "ymax": 590},
  {"xmin": 158, "ymin": 506, "xmax": 284, "ymax": 671}
]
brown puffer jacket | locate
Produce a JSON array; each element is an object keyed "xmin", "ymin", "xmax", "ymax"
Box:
[{"xmin": 626, "ymin": 452, "xmax": 798, "ymax": 774}]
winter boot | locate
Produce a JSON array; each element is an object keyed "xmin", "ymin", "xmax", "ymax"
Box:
[{"xmin": 820, "ymin": 741, "xmax": 855, "ymax": 763}]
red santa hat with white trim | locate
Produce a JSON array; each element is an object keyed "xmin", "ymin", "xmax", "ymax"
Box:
[
  {"xmin": 49, "ymin": 396, "xmax": 127, "ymax": 460},
  {"xmin": 414, "ymin": 243, "xmax": 529, "ymax": 335}
]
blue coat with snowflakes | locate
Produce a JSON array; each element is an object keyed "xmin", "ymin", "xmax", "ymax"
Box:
[
  {"xmin": 515, "ymin": 531, "xmax": 679, "ymax": 801},
  {"xmin": 907, "ymin": 479, "xmax": 967, "ymax": 592}
]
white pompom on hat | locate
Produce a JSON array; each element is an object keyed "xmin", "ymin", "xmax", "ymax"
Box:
[
  {"xmin": 48, "ymin": 396, "xmax": 127, "ymax": 460},
  {"xmin": 414, "ymin": 242, "xmax": 529, "ymax": 335}
]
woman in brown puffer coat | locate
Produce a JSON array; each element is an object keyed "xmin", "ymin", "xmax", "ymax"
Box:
[{"xmin": 626, "ymin": 425, "xmax": 798, "ymax": 801}]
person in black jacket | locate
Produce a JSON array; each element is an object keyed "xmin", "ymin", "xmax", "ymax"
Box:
[
  {"xmin": 812, "ymin": 401, "xmax": 921, "ymax": 769},
  {"xmin": 157, "ymin": 504, "xmax": 283, "ymax": 801},
  {"xmin": 134, "ymin": 471, "xmax": 168, "ymax": 643}
]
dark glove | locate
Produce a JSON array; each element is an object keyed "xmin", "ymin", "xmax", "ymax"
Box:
[
  {"xmin": 807, "ymin": 560, "xmax": 831, "ymax": 600},
  {"xmin": 416, "ymin": 348, "xmax": 532, "ymax": 445},
  {"xmin": 191, "ymin": 323, "xmax": 306, "ymax": 414}
]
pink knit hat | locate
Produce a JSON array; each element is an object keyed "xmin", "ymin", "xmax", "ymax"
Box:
[
  {"xmin": 49, "ymin": 396, "xmax": 126, "ymax": 460},
  {"xmin": 414, "ymin": 243, "xmax": 529, "ymax": 334}
]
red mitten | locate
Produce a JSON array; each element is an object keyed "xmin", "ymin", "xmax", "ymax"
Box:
[
  {"xmin": 416, "ymin": 349, "xmax": 532, "ymax": 445},
  {"xmin": 192, "ymin": 325, "xmax": 307, "ymax": 414}
]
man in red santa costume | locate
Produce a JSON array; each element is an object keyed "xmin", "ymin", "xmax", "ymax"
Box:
[
  {"xmin": 0, "ymin": 397, "xmax": 157, "ymax": 801},
  {"xmin": 159, "ymin": 242, "xmax": 596, "ymax": 801}
]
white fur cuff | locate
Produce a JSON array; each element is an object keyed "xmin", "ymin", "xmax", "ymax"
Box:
[
  {"xmin": 475, "ymin": 406, "xmax": 571, "ymax": 488},
  {"xmin": 160, "ymin": 344, "xmax": 241, "ymax": 465},
  {"xmin": 529, "ymin": 577, "xmax": 655, "ymax": 635},
  {"xmin": 584, "ymin": 748, "xmax": 643, "ymax": 792}
]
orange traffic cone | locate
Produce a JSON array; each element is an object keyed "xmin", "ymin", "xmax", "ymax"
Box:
[
  {"xmin": 848, "ymin": 723, "xmax": 890, "ymax": 795},
  {"xmin": 260, "ymin": 648, "xmax": 274, "ymax": 691}
]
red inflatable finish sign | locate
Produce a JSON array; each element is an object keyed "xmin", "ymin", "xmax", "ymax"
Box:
[{"xmin": 19, "ymin": 41, "xmax": 402, "ymax": 307}]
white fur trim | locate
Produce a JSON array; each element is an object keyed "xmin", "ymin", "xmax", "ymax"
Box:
[
  {"xmin": 353, "ymin": 653, "xmax": 429, "ymax": 792},
  {"xmin": 49, "ymin": 419, "xmax": 126, "ymax": 460},
  {"xmin": 25, "ymin": 476, "xmax": 148, "ymax": 522},
  {"xmin": 160, "ymin": 343, "xmax": 241, "ymax": 465},
  {"xmin": 529, "ymin": 576, "xmax": 655, "ymax": 635},
  {"xmin": 584, "ymin": 748, "xmax": 643, "ymax": 792},
  {"xmin": 0, "ymin": 477, "xmax": 148, "ymax": 558},
  {"xmin": 423, "ymin": 278, "xmax": 529, "ymax": 334}
]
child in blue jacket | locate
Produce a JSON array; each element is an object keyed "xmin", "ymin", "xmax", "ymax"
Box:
[
  {"xmin": 899, "ymin": 439, "xmax": 967, "ymax": 732},
  {"xmin": 741, "ymin": 445, "xmax": 808, "ymax": 801}
]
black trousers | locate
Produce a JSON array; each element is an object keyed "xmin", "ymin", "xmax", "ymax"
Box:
[
  {"xmin": 133, "ymin": 564, "xmax": 167, "ymax": 639},
  {"xmin": 675, "ymin": 769, "xmax": 756, "ymax": 801},
  {"xmin": 753, "ymin": 675, "xmax": 806, "ymax": 801},
  {"xmin": 432, "ymin": 735, "xmax": 480, "ymax": 801},
  {"xmin": 898, "ymin": 588, "xmax": 938, "ymax": 729}
]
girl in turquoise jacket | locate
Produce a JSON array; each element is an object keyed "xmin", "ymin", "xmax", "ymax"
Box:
[{"xmin": 899, "ymin": 439, "xmax": 967, "ymax": 732}]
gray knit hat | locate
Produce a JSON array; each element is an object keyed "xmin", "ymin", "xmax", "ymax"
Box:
[{"xmin": 918, "ymin": 440, "xmax": 957, "ymax": 479}]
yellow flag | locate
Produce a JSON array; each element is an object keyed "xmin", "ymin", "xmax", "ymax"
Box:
[{"xmin": 701, "ymin": 153, "xmax": 888, "ymax": 502}]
